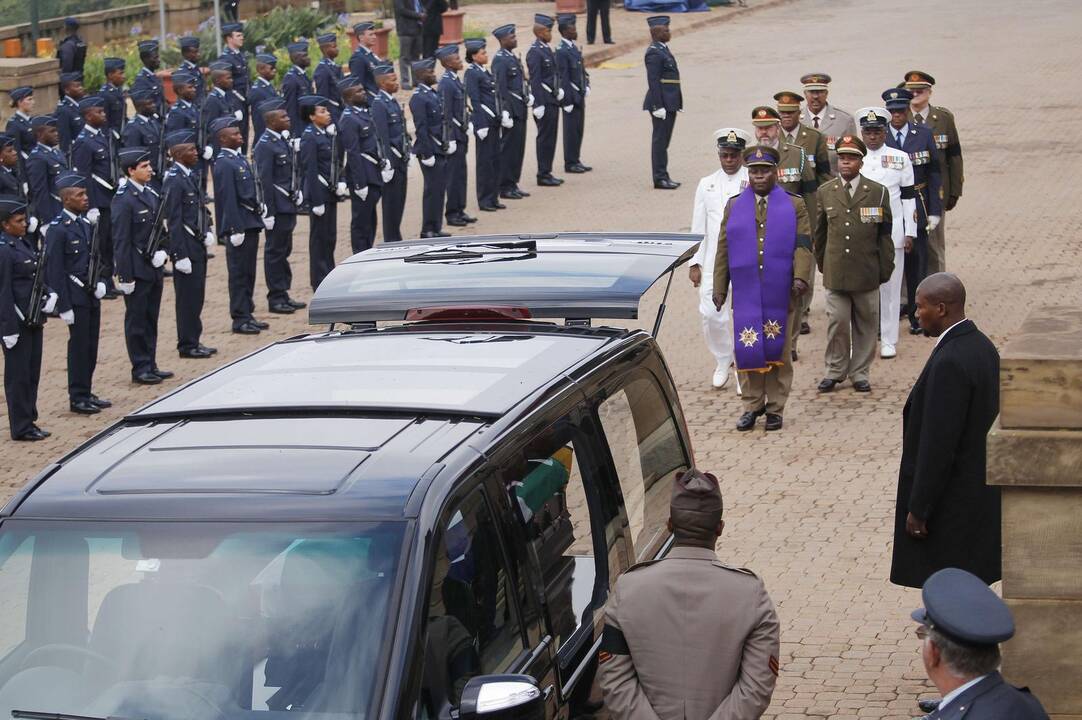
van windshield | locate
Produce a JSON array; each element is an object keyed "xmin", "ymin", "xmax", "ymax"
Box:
[{"xmin": 0, "ymin": 520, "xmax": 404, "ymax": 720}]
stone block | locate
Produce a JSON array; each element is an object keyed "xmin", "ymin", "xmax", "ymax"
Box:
[
  {"xmin": 1002, "ymin": 599, "xmax": 1082, "ymax": 715},
  {"xmin": 988, "ymin": 422, "xmax": 1082, "ymax": 487},
  {"xmin": 1000, "ymin": 307, "xmax": 1082, "ymax": 430},
  {"xmin": 1001, "ymin": 487, "xmax": 1082, "ymax": 599},
  {"xmin": 0, "ymin": 58, "xmax": 60, "ymax": 124}
]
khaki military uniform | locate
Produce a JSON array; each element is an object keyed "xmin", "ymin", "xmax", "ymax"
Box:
[
  {"xmin": 913, "ymin": 105, "xmax": 963, "ymax": 274},
  {"xmin": 598, "ymin": 545, "xmax": 780, "ymax": 720},
  {"xmin": 814, "ymin": 177, "xmax": 894, "ymax": 385},
  {"xmin": 713, "ymin": 192, "xmax": 813, "ymax": 415},
  {"xmin": 801, "ymin": 103, "xmax": 857, "ymax": 173},
  {"xmin": 782, "ymin": 123, "xmax": 832, "ymax": 187},
  {"xmin": 775, "ymin": 141, "xmax": 820, "ymax": 350}
]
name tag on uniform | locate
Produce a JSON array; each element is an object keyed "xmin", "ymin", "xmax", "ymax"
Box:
[
  {"xmin": 910, "ymin": 150, "xmax": 930, "ymax": 166},
  {"xmin": 859, "ymin": 207, "xmax": 883, "ymax": 224},
  {"xmin": 882, "ymin": 155, "xmax": 904, "ymax": 170},
  {"xmin": 934, "ymin": 134, "xmax": 949, "ymax": 149}
]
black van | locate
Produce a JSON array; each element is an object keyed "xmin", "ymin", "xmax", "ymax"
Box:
[{"xmin": 0, "ymin": 234, "xmax": 699, "ymax": 720}]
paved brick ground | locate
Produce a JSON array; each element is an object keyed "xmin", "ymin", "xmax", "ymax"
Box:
[{"xmin": 4, "ymin": 0, "xmax": 1082, "ymax": 716}]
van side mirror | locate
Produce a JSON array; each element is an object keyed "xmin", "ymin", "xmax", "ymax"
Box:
[{"xmin": 457, "ymin": 674, "xmax": 545, "ymax": 720}]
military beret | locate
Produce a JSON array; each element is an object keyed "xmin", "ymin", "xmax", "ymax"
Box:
[
  {"xmin": 137, "ymin": 40, "xmax": 159, "ymax": 53},
  {"xmin": 534, "ymin": 13, "xmax": 555, "ymax": 28},
  {"xmin": 208, "ymin": 117, "xmax": 239, "ymax": 135},
  {"xmin": 557, "ymin": 13, "xmax": 576, "ymax": 27},
  {"xmin": 904, "ymin": 69, "xmax": 935, "ymax": 88},
  {"xmin": 59, "ymin": 72, "xmax": 82, "ymax": 86},
  {"xmin": 255, "ymin": 53, "xmax": 278, "ymax": 65},
  {"xmin": 372, "ymin": 64, "xmax": 396, "ymax": 77},
  {"xmin": 856, "ymin": 106, "xmax": 889, "ymax": 128},
  {"xmin": 77, "ymin": 96, "xmax": 105, "ymax": 111},
  {"xmin": 179, "ymin": 36, "xmax": 200, "ymax": 49},
  {"xmin": 493, "ymin": 24, "xmax": 515, "ymax": 39},
  {"xmin": 129, "ymin": 88, "xmax": 156, "ymax": 102},
  {"xmin": 464, "ymin": 38, "xmax": 486, "ymax": 52},
  {"xmin": 835, "ymin": 135, "xmax": 867, "ymax": 156},
  {"xmin": 337, "ymin": 75, "xmax": 362, "ymax": 91},
  {"xmin": 222, "ymin": 22, "xmax": 244, "ymax": 34},
  {"xmin": 299, "ymin": 94, "xmax": 329, "ymax": 109},
  {"xmin": 751, "ymin": 105, "xmax": 781, "ymax": 126},
  {"xmin": 103, "ymin": 57, "xmax": 126, "ymax": 73},
  {"xmin": 258, "ymin": 98, "xmax": 286, "ymax": 115},
  {"xmin": 411, "ymin": 57, "xmax": 436, "ymax": 73},
  {"xmin": 165, "ymin": 129, "xmax": 196, "ymax": 147},
  {"xmin": 881, "ymin": 87, "xmax": 913, "ymax": 111},
  {"xmin": 0, "ymin": 196, "xmax": 28, "ymax": 221},
  {"xmin": 118, "ymin": 146, "xmax": 151, "ymax": 169},
  {"xmin": 714, "ymin": 126, "xmax": 751, "ymax": 150},
  {"xmin": 317, "ymin": 32, "xmax": 337, "ymax": 45},
  {"xmin": 773, "ymin": 90, "xmax": 803, "ymax": 111},
  {"xmin": 56, "ymin": 172, "xmax": 86, "ymax": 190},
  {"xmin": 287, "ymin": 40, "xmax": 309, "ymax": 54},
  {"xmin": 209, "ymin": 60, "xmax": 233, "ymax": 72},
  {"xmin": 64, "ymin": 16, "xmax": 79, "ymax": 27},
  {"xmin": 912, "ymin": 568, "xmax": 1015, "ymax": 646},
  {"xmin": 647, "ymin": 15, "xmax": 670, "ymax": 27},
  {"xmin": 0, "ymin": 133, "xmax": 14, "ymax": 148},
  {"xmin": 800, "ymin": 72, "xmax": 831, "ymax": 90},
  {"xmin": 31, "ymin": 115, "xmax": 58, "ymax": 128},
  {"xmin": 353, "ymin": 21, "xmax": 375, "ymax": 33},
  {"xmin": 744, "ymin": 144, "xmax": 780, "ymax": 166},
  {"xmin": 10, "ymin": 86, "xmax": 33, "ymax": 103},
  {"xmin": 435, "ymin": 44, "xmax": 459, "ymax": 59}
]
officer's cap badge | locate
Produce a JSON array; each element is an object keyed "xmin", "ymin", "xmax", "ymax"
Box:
[{"xmin": 727, "ymin": 130, "xmax": 738, "ymax": 143}]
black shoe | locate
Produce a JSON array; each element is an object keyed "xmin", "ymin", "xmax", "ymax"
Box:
[
  {"xmin": 180, "ymin": 346, "xmax": 215, "ymax": 358},
  {"xmin": 162, "ymin": 268, "xmax": 173, "ymax": 278},
  {"xmin": 537, "ymin": 175, "xmax": 563, "ymax": 187},
  {"xmin": 103, "ymin": 289, "xmax": 120, "ymax": 299},
  {"xmin": 70, "ymin": 399, "xmax": 101, "ymax": 415},
  {"xmin": 252, "ymin": 320, "xmax": 270, "ymax": 330},
  {"xmin": 152, "ymin": 368, "xmax": 174, "ymax": 379},
  {"xmin": 852, "ymin": 380, "xmax": 872, "ymax": 393},
  {"xmin": 587, "ymin": 39, "xmax": 596, "ymax": 45},
  {"xmin": 736, "ymin": 408, "xmax": 764, "ymax": 431},
  {"xmin": 32, "ymin": 424, "xmax": 52, "ymax": 437},
  {"xmin": 765, "ymin": 413, "xmax": 783, "ymax": 431},
  {"xmin": 565, "ymin": 164, "xmax": 588, "ymax": 174},
  {"xmin": 909, "ymin": 325, "xmax": 924, "ymax": 335},
  {"xmin": 479, "ymin": 204, "xmax": 500, "ymax": 212},
  {"xmin": 604, "ymin": 38, "xmax": 615, "ymax": 44},
  {"xmin": 791, "ymin": 348, "xmax": 799, "ymax": 362},
  {"xmin": 493, "ymin": 202, "xmax": 507, "ymax": 209},
  {"xmin": 421, "ymin": 230, "xmax": 452, "ymax": 238},
  {"xmin": 459, "ymin": 213, "xmax": 478, "ymax": 223},
  {"xmin": 89, "ymin": 394, "xmax": 112, "ymax": 409},
  {"xmin": 13, "ymin": 428, "xmax": 47, "ymax": 441},
  {"xmin": 654, "ymin": 179, "xmax": 679, "ymax": 190},
  {"xmin": 800, "ymin": 321, "xmax": 811, "ymax": 335},
  {"xmin": 133, "ymin": 371, "xmax": 163, "ymax": 385},
  {"xmin": 233, "ymin": 322, "xmax": 261, "ymax": 335},
  {"xmin": 817, "ymin": 378, "xmax": 840, "ymax": 393},
  {"xmin": 500, "ymin": 190, "xmax": 523, "ymax": 200},
  {"xmin": 198, "ymin": 344, "xmax": 218, "ymax": 355},
  {"xmin": 269, "ymin": 302, "xmax": 296, "ymax": 314},
  {"xmin": 513, "ymin": 186, "xmax": 531, "ymax": 197},
  {"xmin": 446, "ymin": 216, "xmax": 469, "ymax": 227},
  {"xmin": 286, "ymin": 298, "xmax": 307, "ymax": 309}
]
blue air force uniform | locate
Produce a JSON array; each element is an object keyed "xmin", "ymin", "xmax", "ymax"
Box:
[
  {"xmin": 491, "ymin": 38, "xmax": 528, "ymax": 195},
  {"xmin": 410, "ymin": 77, "xmax": 450, "ymax": 236},
  {"xmin": 179, "ymin": 58, "xmax": 205, "ymax": 103},
  {"xmin": 339, "ymin": 92, "xmax": 385, "ymax": 253},
  {"xmin": 26, "ymin": 141, "xmax": 67, "ymax": 230},
  {"xmin": 300, "ymin": 114, "xmax": 342, "ymax": 288},
  {"xmin": 55, "ymin": 95, "xmax": 84, "ymax": 161},
  {"xmin": 555, "ymin": 30, "xmax": 589, "ymax": 171},
  {"xmin": 204, "ymin": 85, "xmax": 244, "ymax": 155},
  {"xmin": 526, "ymin": 21, "xmax": 561, "ymax": 183},
  {"xmin": 122, "ymin": 114, "xmax": 164, "ymax": 185},
  {"xmin": 248, "ymin": 78, "xmax": 280, "ymax": 141},
  {"xmin": 465, "ymin": 54, "xmax": 501, "ymax": 210},
  {"xmin": 438, "ymin": 56, "xmax": 470, "ymax": 224},
  {"xmin": 281, "ymin": 65, "xmax": 314, "ymax": 133},
  {"xmin": 131, "ymin": 65, "xmax": 166, "ymax": 119},
  {"xmin": 0, "ymin": 214, "xmax": 47, "ymax": 440},
  {"xmin": 314, "ymin": 56, "xmax": 344, "ymax": 123},
  {"xmin": 0, "ymin": 154, "xmax": 23, "ymax": 198},
  {"xmin": 642, "ymin": 17, "xmax": 682, "ymax": 185},
  {"xmin": 71, "ymin": 121, "xmax": 118, "ymax": 293},
  {"xmin": 348, "ymin": 37, "xmax": 381, "ymax": 96},
  {"xmin": 254, "ymin": 125, "xmax": 300, "ymax": 308},
  {"xmin": 213, "ymin": 143, "xmax": 265, "ymax": 331},
  {"xmin": 162, "ymin": 158, "xmax": 214, "ymax": 353},
  {"xmin": 166, "ymin": 97, "xmax": 199, "ymax": 135},
  {"xmin": 371, "ymin": 82, "xmax": 409, "ymax": 243},
  {"xmin": 100, "ymin": 82, "xmax": 127, "ymax": 145},
  {"xmin": 218, "ymin": 42, "xmax": 252, "ymax": 149},
  {"xmin": 5, "ymin": 109, "xmax": 34, "ymax": 171}
]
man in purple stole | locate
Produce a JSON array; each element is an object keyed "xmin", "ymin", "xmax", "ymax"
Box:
[{"xmin": 712, "ymin": 144, "xmax": 814, "ymax": 432}]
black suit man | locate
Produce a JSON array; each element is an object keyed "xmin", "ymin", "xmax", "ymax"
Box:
[
  {"xmin": 57, "ymin": 17, "xmax": 87, "ymax": 75},
  {"xmin": 394, "ymin": 0, "xmax": 425, "ymax": 88},
  {"xmin": 642, "ymin": 15, "xmax": 681, "ymax": 189}
]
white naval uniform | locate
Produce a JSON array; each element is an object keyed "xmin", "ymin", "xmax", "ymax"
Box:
[
  {"xmin": 861, "ymin": 144, "xmax": 917, "ymax": 347},
  {"xmin": 690, "ymin": 165, "xmax": 749, "ymax": 371}
]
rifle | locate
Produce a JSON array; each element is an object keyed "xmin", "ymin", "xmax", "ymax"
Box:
[
  {"xmin": 142, "ymin": 186, "xmax": 170, "ymax": 262},
  {"xmin": 84, "ymin": 219, "xmax": 102, "ymax": 294},
  {"xmin": 250, "ymin": 154, "xmax": 266, "ymax": 216},
  {"xmin": 290, "ymin": 136, "xmax": 301, "ymax": 203},
  {"xmin": 329, "ymin": 130, "xmax": 341, "ymax": 189},
  {"xmin": 24, "ymin": 245, "xmax": 48, "ymax": 328},
  {"xmin": 155, "ymin": 117, "xmax": 167, "ymax": 178},
  {"xmin": 440, "ymin": 87, "xmax": 452, "ymax": 155}
]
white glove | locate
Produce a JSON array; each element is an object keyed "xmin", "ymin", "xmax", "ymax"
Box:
[
  {"xmin": 259, "ymin": 203, "xmax": 267, "ymax": 218},
  {"xmin": 651, "ymin": 108, "xmax": 667, "ymax": 120},
  {"xmin": 420, "ymin": 155, "xmax": 436, "ymax": 167},
  {"xmin": 477, "ymin": 127, "xmax": 489, "ymax": 140},
  {"xmin": 354, "ymin": 186, "xmax": 369, "ymax": 201},
  {"xmin": 94, "ymin": 282, "xmax": 106, "ymax": 299},
  {"xmin": 563, "ymin": 104, "xmax": 573, "ymax": 113},
  {"xmin": 39, "ymin": 223, "xmax": 49, "ymax": 237},
  {"xmin": 447, "ymin": 140, "xmax": 457, "ymax": 155},
  {"xmin": 117, "ymin": 281, "xmax": 136, "ymax": 294},
  {"xmin": 204, "ymin": 231, "xmax": 216, "ymax": 248},
  {"xmin": 291, "ymin": 138, "xmax": 302, "ymax": 152},
  {"xmin": 468, "ymin": 121, "xmax": 474, "ymax": 135},
  {"xmin": 501, "ymin": 111, "xmax": 513, "ymax": 129},
  {"xmin": 326, "ymin": 123, "xmax": 337, "ymax": 136},
  {"xmin": 202, "ymin": 146, "xmax": 214, "ymax": 160},
  {"xmin": 312, "ymin": 204, "xmax": 326, "ymax": 216},
  {"xmin": 381, "ymin": 167, "xmax": 395, "ymax": 183},
  {"xmin": 335, "ymin": 181, "xmax": 348, "ymax": 198},
  {"xmin": 927, "ymin": 215, "xmax": 941, "ymax": 232},
  {"xmin": 43, "ymin": 292, "xmax": 58, "ymax": 315},
  {"xmin": 557, "ymin": 87, "xmax": 565, "ymax": 101},
  {"xmin": 281, "ymin": 129, "xmax": 290, "ymax": 139},
  {"xmin": 229, "ymin": 232, "xmax": 245, "ymax": 246},
  {"xmin": 175, "ymin": 257, "xmax": 193, "ymax": 274},
  {"xmin": 585, "ymin": 86, "xmax": 590, "ymax": 97},
  {"xmin": 294, "ymin": 190, "xmax": 304, "ymax": 206},
  {"xmin": 533, "ymin": 106, "xmax": 545, "ymax": 120},
  {"xmin": 27, "ymin": 217, "xmax": 39, "ymax": 234},
  {"xmin": 526, "ymin": 93, "xmax": 534, "ymax": 107},
  {"xmin": 86, "ymin": 208, "xmax": 100, "ymax": 224},
  {"xmin": 60, "ymin": 309, "xmax": 75, "ymax": 325},
  {"xmin": 233, "ymin": 109, "xmax": 243, "ymax": 120},
  {"xmin": 151, "ymin": 250, "xmax": 168, "ymax": 268},
  {"xmin": 2, "ymin": 334, "xmax": 17, "ymax": 350},
  {"xmin": 263, "ymin": 215, "xmax": 275, "ymax": 230}
]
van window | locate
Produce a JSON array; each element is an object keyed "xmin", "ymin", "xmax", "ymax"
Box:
[
  {"xmin": 597, "ymin": 375, "xmax": 689, "ymax": 561},
  {"xmin": 0, "ymin": 535, "xmax": 33, "ymax": 657}
]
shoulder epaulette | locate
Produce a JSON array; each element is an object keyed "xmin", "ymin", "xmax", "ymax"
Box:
[
  {"xmin": 711, "ymin": 560, "xmax": 758, "ymax": 577},
  {"xmin": 624, "ymin": 558, "xmax": 662, "ymax": 573}
]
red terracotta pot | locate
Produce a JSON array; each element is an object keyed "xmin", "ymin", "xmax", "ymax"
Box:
[
  {"xmin": 554, "ymin": 0, "xmax": 586, "ymax": 13},
  {"xmin": 438, "ymin": 9, "xmax": 464, "ymax": 46},
  {"xmin": 374, "ymin": 26, "xmax": 392, "ymax": 58},
  {"xmin": 157, "ymin": 69, "xmax": 177, "ymax": 105}
]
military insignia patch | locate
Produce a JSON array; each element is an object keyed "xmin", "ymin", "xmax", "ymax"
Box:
[
  {"xmin": 859, "ymin": 207, "xmax": 883, "ymax": 223},
  {"xmin": 763, "ymin": 319, "xmax": 782, "ymax": 340},
  {"xmin": 739, "ymin": 327, "xmax": 759, "ymax": 348},
  {"xmin": 599, "ymin": 651, "xmax": 614, "ymax": 665},
  {"xmin": 769, "ymin": 655, "xmax": 780, "ymax": 676}
]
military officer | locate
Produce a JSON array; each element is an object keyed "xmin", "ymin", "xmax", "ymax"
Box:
[
  {"xmin": 813, "ymin": 136, "xmax": 893, "ymax": 394},
  {"xmin": 178, "ymin": 36, "xmax": 205, "ymax": 103},
  {"xmin": 123, "ymin": 89, "xmax": 165, "ymax": 187},
  {"xmin": 0, "ymin": 135, "xmax": 23, "ymax": 198},
  {"xmin": 218, "ymin": 23, "xmax": 251, "ymax": 150},
  {"xmin": 130, "ymin": 40, "xmax": 166, "ymax": 119},
  {"xmin": 911, "ymin": 568, "xmax": 1050, "ymax": 720},
  {"xmin": 5, "ymin": 88, "xmax": 35, "ymax": 174},
  {"xmin": 690, "ymin": 127, "xmax": 749, "ymax": 390},
  {"xmin": 370, "ymin": 64, "xmax": 409, "ymax": 242},
  {"xmin": 643, "ymin": 16, "xmax": 681, "ymax": 190},
  {"xmin": 555, "ymin": 14, "xmax": 590, "ymax": 174},
  {"xmin": 57, "ymin": 17, "xmax": 87, "ymax": 76},
  {"xmin": 527, "ymin": 15, "xmax": 563, "ymax": 187},
  {"xmin": 338, "ymin": 77, "xmax": 387, "ymax": 254},
  {"xmin": 248, "ymin": 55, "xmax": 281, "ymax": 142},
  {"xmin": 775, "ymin": 90, "xmax": 830, "ymax": 186},
  {"xmin": 282, "ymin": 41, "xmax": 315, "ymax": 132},
  {"xmin": 799, "ymin": 73, "xmax": 856, "ymax": 174},
  {"xmin": 349, "ymin": 22, "xmax": 382, "ymax": 96},
  {"xmin": 100, "ymin": 58, "xmax": 127, "ymax": 146},
  {"xmin": 165, "ymin": 72, "xmax": 200, "ymax": 135},
  {"xmin": 464, "ymin": 39, "xmax": 503, "ymax": 213},
  {"xmin": 112, "ymin": 146, "xmax": 172, "ymax": 385},
  {"xmin": 409, "ymin": 60, "xmax": 452, "ymax": 239},
  {"xmin": 314, "ymin": 34, "xmax": 344, "ymax": 123},
  {"xmin": 254, "ymin": 98, "xmax": 305, "ymax": 314},
  {"xmin": 162, "ymin": 129, "xmax": 218, "ymax": 359},
  {"xmin": 599, "ymin": 469, "xmax": 780, "ymax": 720},
  {"xmin": 712, "ymin": 145, "xmax": 813, "ymax": 432},
  {"xmin": 301, "ymin": 95, "xmax": 346, "ymax": 286},
  {"xmin": 904, "ymin": 70, "xmax": 963, "ymax": 275},
  {"xmin": 437, "ymin": 45, "xmax": 475, "ymax": 227},
  {"xmin": 44, "ymin": 173, "xmax": 110, "ymax": 414},
  {"xmin": 211, "ymin": 117, "xmax": 267, "ymax": 334},
  {"xmin": 26, "ymin": 115, "xmax": 68, "ymax": 234},
  {"xmin": 491, "ymin": 24, "xmax": 531, "ymax": 200},
  {"xmin": 884, "ymin": 87, "xmax": 941, "ymax": 336},
  {"xmin": 71, "ymin": 96, "xmax": 119, "ymax": 298},
  {"xmin": 204, "ymin": 63, "xmax": 245, "ymax": 155},
  {"xmin": 55, "ymin": 73, "xmax": 86, "ymax": 162},
  {"xmin": 0, "ymin": 196, "xmax": 50, "ymax": 440}
]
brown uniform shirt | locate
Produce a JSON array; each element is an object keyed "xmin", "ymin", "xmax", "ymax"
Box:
[
  {"xmin": 914, "ymin": 104, "xmax": 963, "ymax": 203},
  {"xmin": 814, "ymin": 176, "xmax": 894, "ymax": 292},
  {"xmin": 782, "ymin": 123, "xmax": 832, "ymax": 187}
]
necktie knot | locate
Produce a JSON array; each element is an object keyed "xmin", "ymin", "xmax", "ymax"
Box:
[{"xmin": 813, "ymin": 116, "xmax": 819, "ymax": 129}]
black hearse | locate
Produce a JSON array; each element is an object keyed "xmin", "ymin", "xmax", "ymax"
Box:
[{"xmin": 0, "ymin": 234, "xmax": 699, "ymax": 720}]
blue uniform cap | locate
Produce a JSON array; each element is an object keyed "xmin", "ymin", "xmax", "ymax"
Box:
[
  {"xmin": 881, "ymin": 87, "xmax": 914, "ymax": 111},
  {"xmin": 179, "ymin": 36, "xmax": 200, "ymax": 49},
  {"xmin": 647, "ymin": 15, "xmax": 670, "ymax": 26},
  {"xmin": 60, "ymin": 72, "xmax": 82, "ymax": 85},
  {"xmin": 64, "ymin": 17, "xmax": 79, "ymax": 27},
  {"xmin": 534, "ymin": 14, "xmax": 554, "ymax": 28},
  {"xmin": 165, "ymin": 129, "xmax": 196, "ymax": 147},
  {"xmin": 464, "ymin": 38, "xmax": 485, "ymax": 52},
  {"xmin": 258, "ymin": 98, "xmax": 286, "ymax": 114},
  {"xmin": 10, "ymin": 86, "xmax": 33, "ymax": 102},
  {"xmin": 372, "ymin": 64, "xmax": 395, "ymax": 77},
  {"xmin": 56, "ymin": 172, "xmax": 86, "ymax": 190},
  {"xmin": 129, "ymin": 88, "xmax": 156, "ymax": 103},
  {"xmin": 353, "ymin": 22, "xmax": 375, "ymax": 33},
  {"xmin": 208, "ymin": 117, "xmax": 239, "ymax": 135},
  {"xmin": 0, "ymin": 196, "xmax": 28, "ymax": 221},
  {"xmin": 0, "ymin": 133, "xmax": 15, "ymax": 148},
  {"xmin": 299, "ymin": 95, "xmax": 329, "ymax": 109},
  {"xmin": 171, "ymin": 71, "xmax": 196, "ymax": 86},
  {"xmin": 255, "ymin": 53, "xmax": 278, "ymax": 65},
  {"xmin": 493, "ymin": 24, "xmax": 515, "ymax": 39},
  {"xmin": 337, "ymin": 75, "xmax": 362, "ymax": 90},
  {"xmin": 912, "ymin": 568, "xmax": 1015, "ymax": 646},
  {"xmin": 118, "ymin": 146, "xmax": 151, "ymax": 169},
  {"xmin": 411, "ymin": 57, "xmax": 436, "ymax": 73},
  {"xmin": 31, "ymin": 115, "xmax": 58, "ymax": 128},
  {"xmin": 209, "ymin": 60, "xmax": 233, "ymax": 72},
  {"xmin": 137, "ymin": 40, "xmax": 159, "ymax": 53},
  {"xmin": 103, "ymin": 57, "xmax": 125, "ymax": 72},
  {"xmin": 557, "ymin": 13, "xmax": 576, "ymax": 27},
  {"xmin": 287, "ymin": 41, "xmax": 309, "ymax": 54},
  {"xmin": 434, "ymin": 44, "xmax": 459, "ymax": 59},
  {"xmin": 222, "ymin": 22, "xmax": 243, "ymax": 34},
  {"xmin": 317, "ymin": 32, "xmax": 337, "ymax": 45},
  {"xmin": 77, "ymin": 96, "xmax": 105, "ymax": 111}
]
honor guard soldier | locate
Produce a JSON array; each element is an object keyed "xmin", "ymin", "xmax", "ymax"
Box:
[
  {"xmin": 555, "ymin": 14, "xmax": 590, "ymax": 174},
  {"xmin": 211, "ymin": 117, "xmax": 268, "ymax": 335},
  {"xmin": 911, "ymin": 568, "xmax": 1051, "ymax": 720},
  {"xmin": 799, "ymin": 73, "xmax": 856, "ymax": 174},
  {"xmin": 44, "ymin": 173, "xmax": 111, "ymax": 414},
  {"xmin": 282, "ymin": 41, "xmax": 315, "ymax": 132},
  {"xmin": 123, "ymin": 89, "xmax": 165, "ymax": 188},
  {"xmin": 6, "ymin": 87, "xmax": 36, "ymax": 173},
  {"xmin": 338, "ymin": 76, "xmax": 389, "ymax": 253},
  {"xmin": 56, "ymin": 73, "xmax": 86, "ymax": 162},
  {"xmin": 643, "ymin": 16, "xmax": 681, "ymax": 189},
  {"xmin": 165, "ymin": 72, "xmax": 200, "ymax": 134},
  {"xmin": 775, "ymin": 91, "xmax": 830, "ymax": 186},
  {"xmin": 349, "ymin": 23, "xmax": 382, "ymax": 96},
  {"xmin": 204, "ymin": 62, "xmax": 245, "ymax": 155},
  {"xmin": 71, "ymin": 96, "xmax": 119, "ymax": 298},
  {"xmin": 314, "ymin": 33, "xmax": 344, "ymax": 123},
  {"xmin": 26, "ymin": 115, "xmax": 68, "ymax": 235},
  {"xmin": 883, "ymin": 87, "xmax": 942, "ymax": 336},
  {"xmin": 254, "ymin": 98, "xmax": 305, "ymax": 314},
  {"xmin": 162, "ymin": 129, "xmax": 218, "ymax": 359},
  {"xmin": 0, "ymin": 135, "xmax": 24, "ymax": 198},
  {"xmin": 527, "ymin": 14, "xmax": 563, "ymax": 187},
  {"xmin": 100, "ymin": 58, "xmax": 128, "ymax": 146},
  {"xmin": 712, "ymin": 145, "xmax": 813, "ymax": 432},
  {"xmin": 813, "ymin": 136, "xmax": 893, "ymax": 394},
  {"xmin": 0, "ymin": 196, "xmax": 51, "ymax": 441},
  {"xmin": 218, "ymin": 23, "xmax": 251, "ymax": 150},
  {"xmin": 856, "ymin": 107, "xmax": 916, "ymax": 359},
  {"xmin": 178, "ymin": 36, "xmax": 205, "ymax": 103},
  {"xmin": 690, "ymin": 127, "xmax": 750, "ymax": 390},
  {"xmin": 904, "ymin": 70, "xmax": 963, "ymax": 275},
  {"xmin": 437, "ymin": 45, "xmax": 475, "ymax": 227},
  {"xmin": 370, "ymin": 64, "xmax": 409, "ymax": 243},
  {"xmin": 113, "ymin": 146, "xmax": 172, "ymax": 385},
  {"xmin": 410, "ymin": 59, "xmax": 452, "ymax": 239},
  {"xmin": 464, "ymin": 39, "xmax": 503, "ymax": 212},
  {"xmin": 300, "ymin": 95, "xmax": 347, "ymax": 287},
  {"xmin": 599, "ymin": 470, "xmax": 781, "ymax": 720},
  {"xmin": 131, "ymin": 40, "xmax": 166, "ymax": 119},
  {"xmin": 248, "ymin": 55, "xmax": 281, "ymax": 141},
  {"xmin": 491, "ymin": 24, "xmax": 531, "ymax": 201},
  {"xmin": 57, "ymin": 17, "xmax": 88, "ymax": 76}
]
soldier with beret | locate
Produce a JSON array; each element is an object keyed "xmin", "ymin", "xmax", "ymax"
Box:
[
  {"xmin": 349, "ymin": 23, "xmax": 382, "ymax": 96},
  {"xmin": 131, "ymin": 40, "xmax": 166, "ymax": 120},
  {"xmin": 370, "ymin": 64, "xmax": 409, "ymax": 242},
  {"xmin": 204, "ymin": 62, "xmax": 245, "ymax": 157},
  {"xmin": 283, "ymin": 41, "xmax": 315, "ymax": 132},
  {"xmin": 555, "ymin": 14, "xmax": 590, "ymax": 175},
  {"xmin": 911, "ymin": 568, "xmax": 1050, "ymax": 719},
  {"xmin": 464, "ymin": 39, "xmax": 503, "ymax": 213},
  {"xmin": 6, "ymin": 88, "xmax": 36, "ymax": 175},
  {"xmin": 123, "ymin": 89, "xmax": 165, "ymax": 189},
  {"xmin": 643, "ymin": 15, "xmax": 681, "ymax": 190},
  {"xmin": 99, "ymin": 59, "xmax": 127, "ymax": 148},
  {"xmin": 26, "ymin": 115, "xmax": 68, "ymax": 236},
  {"xmin": 57, "ymin": 18, "xmax": 87, "ymax": 77},
  {"xmin": 437, "ymin": 45, "xmax": 475, "ymax": 227},
  {"xmin": 799, "ymin": 72, "xmax": 856, "ymax": 174},
  {"xmin": 218, "ymin": 23, "xmax": 251, "ymax": 149},
  {"xmin": 56, "ymin": 73, "xmax": 86, "ymax": 163},
  {"xmin": 599, "ymin": 469, "xmax": 780, "ymax": 720},
  {"xmin": 338, "ymin": 76, "xmax": 388, "ymax": 254},
  {"xmin": 314, "ymin": 34, "xmax": 344, "ymax": 124},
  {"xmin": 178, "ymin": 37, "xmax": 205, "ymax": 104},
  {"xmin": 813, "ymin": 136, "xmax": 893, "ymax": 394},
  {"xmin": 713, "ymin": 145, "xmax": 813, "ymax": 431},
  {"xmin": 71, "ymin": 96, "xmax": 118, "ymax": 298},
  {"xmin": 528, "ymin": 14, "xmax": 563, "ymax": 188},
  {"xmin": 300, "ymin": 95, "xmax": 347, "ymax": 286},
  {"xmin": 491, "ymin": 24, "xmax": 531, "ymax": 201},
  {"xmin": 410, "ymin": 58, "xmax": 452, "ymax": 238},
  {"xmin": 248, "ymin": 55, "xmax": 281, "ymax": 142}
]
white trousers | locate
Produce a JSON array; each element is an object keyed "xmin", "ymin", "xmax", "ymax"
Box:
[
  {"xmin": 699, "ymin": 278, "xmax": 734, "ymax": 369},
  {"xmin": 879, "ymin": 247, "xmax": 905, "ymax": 346}
]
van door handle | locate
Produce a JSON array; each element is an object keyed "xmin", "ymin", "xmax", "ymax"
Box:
[{"xmin": 542, "ymin": 684, "xmax": 555, "ymax": 701}]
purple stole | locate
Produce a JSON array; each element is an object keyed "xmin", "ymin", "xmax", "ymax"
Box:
[{"xmin": 726, "ymin": 185, "xmax": 797, "ymax": 371}]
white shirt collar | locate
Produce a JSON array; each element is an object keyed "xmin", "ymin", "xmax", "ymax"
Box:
[
  {"xmin": 16, "ymin": 110, "xmax": 30, "ymax": 120},
  {"xmin": 129, "ymin": 179, "xmax": 146, "ymax": 192},
  {"xmin": 63, "ymin": 208, "xmax": 79, "ymax": 221},
  {"xmin": 175, "ymin": 162, "xmax": 192, "ymax": 176},
  {"xmin": 222, "ymin": 147, "xmax": 241, "ymax": 156},
  {"xmin": 939, "ymin": 674, "xmax": 988, "ymax": 711},
  {"xmin": 935, "ymin": 318, "xmax": 967, "ymax": 346},
  {"xmin": 83, "ymin": 124, "xmax": 101, "ymax": 135},
  {"xmin": 892, "ymin": 123, "xmax": 910, "ymax": 139}
]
